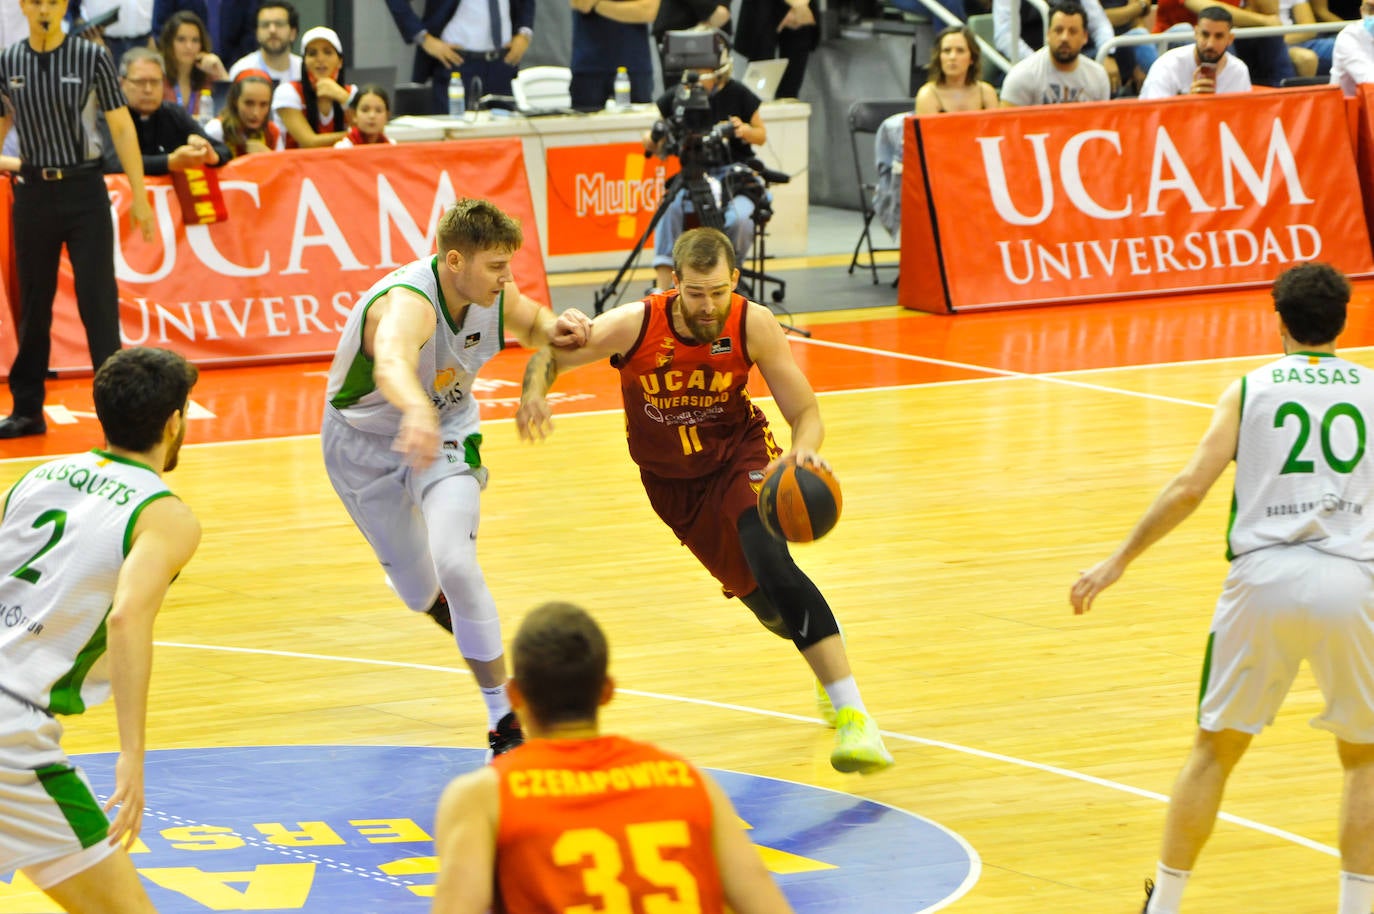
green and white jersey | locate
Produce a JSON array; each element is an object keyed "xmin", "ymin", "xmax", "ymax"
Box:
[
  {"xmin": 1228, "ymin": 352, "xmax": 1374, "ymax": 561},
  {"xmin": 325, "ymin": 256, "xmax": 506, "ymax": 439},
  {"xmin": 0, "ymin": 450, "xmax": 172, "ymax": 715}
]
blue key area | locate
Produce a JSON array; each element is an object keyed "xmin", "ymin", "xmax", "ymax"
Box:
[{"xmin": 1, "ymin": 745, "xmax": 977, "ymax": 913}]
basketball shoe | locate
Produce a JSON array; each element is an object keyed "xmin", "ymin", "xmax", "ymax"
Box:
[
  {"xmin": 815, "ymin": 680, "xmax": 837, "ymax": 727},
  {"xmin": 829, "ymin": 707, "xmax": 893, "ymax": 774},
  {"xmin": 1141, "ymin": 878, "xmax": 1154, "ymax": 913},
  {"xmin": 488, "ymin": 711, "xmax": 524, "ymax": 759}
]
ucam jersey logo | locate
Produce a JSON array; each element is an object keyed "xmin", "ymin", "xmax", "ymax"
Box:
[{"xmin": 0, "ymin": 746, "xmax": 977, "ymax": 913}]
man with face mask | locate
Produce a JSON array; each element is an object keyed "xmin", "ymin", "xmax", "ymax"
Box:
[
  {"xmin": 1331, "ymin": 0, "xmax": 1374, "ymax": 93},
  {"xmin": 1139, "ymin": 5, "xmax": 1252, "ymax": 96}
]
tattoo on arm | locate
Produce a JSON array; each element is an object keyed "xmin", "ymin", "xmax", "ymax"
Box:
[{"xmin": 523, "ymin": 349, "xmax": 557, "ymax": 392}]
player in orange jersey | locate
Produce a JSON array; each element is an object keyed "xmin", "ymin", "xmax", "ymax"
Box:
[
  {"xmin": 515, "ymin": 227, "xmax": 892, "ymax": 775},
  {"xmin": 431, "ymin": 601, "xmax": 795, "ymax": 914}
]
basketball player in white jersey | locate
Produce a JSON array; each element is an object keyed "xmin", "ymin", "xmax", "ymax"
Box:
[
  {"xmin": 322, "ymin": 198, "xmax": 588, "ymax": 758},
  {"xmin": 0, "ymin": 347, "xmax": 201, "ymax": 914},
  {"xmin": 1071, "ymin": 262, "xmax": 1374, "ymax": 914}
]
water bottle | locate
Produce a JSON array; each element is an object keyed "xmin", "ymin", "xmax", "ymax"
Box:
[
  {"xmin": 613, "ymin": 67, "xmax": 631, "ymax": 110},
  {"xmin": 196, "ymin": 87, "xmax": 214, "ymax": 126},
  {"xmin": 448, "ymin": 73, "xmax": 466, "ymax": 117}
]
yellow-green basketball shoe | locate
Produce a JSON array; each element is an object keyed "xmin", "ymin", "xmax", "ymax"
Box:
[
  {"xmin": 816, "ymin": 680, "xmax": 838, "ymax": 728},
  {"xmin": 830, "ymin": 707, "xmax": 894, "ymax": 774}
]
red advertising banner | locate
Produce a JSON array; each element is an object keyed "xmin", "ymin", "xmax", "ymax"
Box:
[
  {"xmin": 6, "ymin": 138, "xmax": 546, "ymax": 377},
  {"xmin": 899, "ymin": 86, "xmax": 1374, "ymax": 312},
  {"xmin": 545, "ymin": 143, "xmax": 676, "ymax": 256}
]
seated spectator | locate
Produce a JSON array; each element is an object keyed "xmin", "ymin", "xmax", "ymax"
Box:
[
  {"xmin": 335, "ymin": 86, "xmax": 396, "ymax": 146},
  {"xmin": 1139, "ymin": 5, "xmax": 1253, "ymax": 94},
  {"xmin": 1282, "ymin": 0, "xmax": 1343, "ymax": 75},
  {"xmin": 1099, "ymin": 0, "xmax": 1156, "ymax": 89},
  {"xmin": 916, "ymin": 25, "xmax": 1000, "ymax": 113},
  {"xmin": 205, "ymin": 69, "xmax": 282, "ymax": 155},
  {"xmin": 642, "ymin": 48, "xmax": 764, "ymax": 291},
  {"xmin": 1331, "ymin": 1, "xmax": 1374, "ymax": 93},
  {"xmin": 994, "ymin": 0, "xmax": 1122, "ymax": 90},
  {"xmin": 106, "ymin": 47, "xmax": 230, "ymax": 174},
  {"xmin": 272, "ymin": 26, "xmax": 356, "ymax": 148},
  {"xmin": 220, "ymin": 0, "xmax": 265, "ymax": 67},
  {"xmin": 228, "ymin": 0, "xmax": 302, "ymax": 82},
  {"xmin": 1152, "ymin": 0, "xmax": 1309, "ymax": 84},
  {"xmin": 1000, "ymin": 0, "xmax": 1113, "ymax": 104},
  {"xmin": 159, "ymin": 10, "xmax": 227, "ymax": 115}
]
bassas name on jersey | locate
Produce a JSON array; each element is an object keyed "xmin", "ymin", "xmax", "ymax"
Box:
[
  {"xmin": 28, "ymin": 461, "xmax": 140, "ymax": 505},
  {"xmin": 1272, "ymin": 365, "xmax": 1362, "ymax": 385},
  {"xmin": 507, "ymin": 759, "xmax": 697, "ymax": 800}
]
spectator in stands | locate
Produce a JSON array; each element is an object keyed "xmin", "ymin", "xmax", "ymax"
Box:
[
  {"xmin": 1331, "ymin": 0, "xmax": 1374, "ymax": 93},
  {"xmin": 643, "ymin": 45, "xmax": 765, "ymax": 291},
  {"xmin": 916, "ymin": 25, "xmax": 1000, "ymax": 112},
  {"xmin": 1139, "ymin": 5, "xmax": 1252, "ymax": 94},
  {"xmin": 653, "ymin": 0, "xmax": 731, "ymax": 88},
  {"xmin": 568, "ymin": 0, "xmax": 658, "ymax": 111},
  {"xmin": 204, "ymin": 68, "xmax": 281, "ymax": 155},
  {"xmin": 1152, "ymin": 0, "xmax": 1311, "ymax": 84},
  {"xmin": 219, "ymin": 0, "xmax": 261, "ymax": 67},
  {"xmin": 1282, "ymin": 0, "xmax": 1344, "ymax": 75},
  {"xmin": 272, "ymin": 26, "xmax": 355, "ymax": 148},
  {"xmin": 734, "ymin": 0, "xmax": 817, "ymax": 100},
  {"xmin": 106, "ymin": 47, "xmax": 229, "ymax": 173},
  {"xmin": 227, "ymin": 0, "xmax": 300, "ymax": 82},
  {"xmin": 1000, "ymin": 0, "xmax": 1113, "ymax": 104},
  {"xmin": 994, "ymin": 0, "xmax": 1122, "ymax": 90},
  {"xmin": 159, "ymin": 10, "xmax": 225, "ymax": 116},
  {"xmin": 384, "ymin": 0, "xmax": 533, "ymax": 116},
  {"xmin": 336, "ymin": 86, "xmax": 396, "ymax": 147},
  {"xmin": 1099, "ymin": 0, "xmax": 1155, "ymax": 90},
  {"xmin": 154, "ymin": 0, "xmax": 219, "ymax": 51}
]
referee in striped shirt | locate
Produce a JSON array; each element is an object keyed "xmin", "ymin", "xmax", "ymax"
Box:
[{"xmin": 0, "ymin": 0, "xmax": 154, "ymax": 439}]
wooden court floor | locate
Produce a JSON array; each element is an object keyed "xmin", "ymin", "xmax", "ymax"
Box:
[{"xmin": 7, "ymin": 284, "xmax": 1374, "ymax": 912}]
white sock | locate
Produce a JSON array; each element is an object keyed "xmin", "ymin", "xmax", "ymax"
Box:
[
  {"xmin": 480, "ymin": 684, "xmax": 511, "ymax": 729},
  {"xmin": 1338, "ymin": 871, "xmax": 1374, "ymax": 914},
  {"xmin": 1145, "ymin": 863, "xmax": 1189, "ymax": 914},
  {"xmin": 823, "ymin": 676, "xmax": 866, "ymax": 715}
]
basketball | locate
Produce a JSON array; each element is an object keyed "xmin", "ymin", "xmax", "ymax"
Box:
[{"xmin": 757, "ymin": 461, "xmax": 843, "ymax": 543}]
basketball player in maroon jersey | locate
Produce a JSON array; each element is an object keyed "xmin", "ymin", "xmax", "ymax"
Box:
[{"xmin": 516, "ymin": 227, "xmax": 892, "ymax": 774}]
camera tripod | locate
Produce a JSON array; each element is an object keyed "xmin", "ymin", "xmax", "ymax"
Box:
[{"xmin": 591, "ymin": 160, "xmax": 809, "ymax": 338}]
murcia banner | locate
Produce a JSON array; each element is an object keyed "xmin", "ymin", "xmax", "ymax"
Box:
[{"xmin": 899, "ymin": 86, "xmax": 1374, "ymax": 312}]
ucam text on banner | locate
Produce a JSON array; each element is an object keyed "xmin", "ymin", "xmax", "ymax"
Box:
[
  {"xmin": 899, "ymin": 87, "xmax": 1374, "ymax": 312},
  {"xmin": 9, "ymin": 138, "xmax": 546, "ymax": 377}
]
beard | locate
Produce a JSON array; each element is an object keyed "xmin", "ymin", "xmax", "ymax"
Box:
[
  {"xmin": 1051, "ymin": 44, "xmax": 1080, "ymax": 64},
  {"xmin": 261, "ymin": 36, "xmax": 289, "ymax": 54},
  {"xmin": 1197, "ymin": 47, "xmax": 1223, "ymax": 64}
]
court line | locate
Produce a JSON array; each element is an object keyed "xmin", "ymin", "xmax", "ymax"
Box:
[
  {"xmin": 153, "ymin": 640, "xmax": 1338, "ymax": 860},
  {"xmin": 9, "ymin": 338, "xmax": 1371, "ymax": 467}
]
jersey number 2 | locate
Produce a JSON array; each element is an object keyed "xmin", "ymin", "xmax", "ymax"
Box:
[
  {"xmin": 9, "ymin": 509, "xmax": 67, "ymax": 585},
  {"xmin": 553, "ymin": 820, "xmax": 701, "ymax": 914}
]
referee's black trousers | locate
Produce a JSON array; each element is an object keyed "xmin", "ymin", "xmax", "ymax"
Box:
[{"xmin": 8, "ymin": 173, "xmax": 122, "ymax": 417}]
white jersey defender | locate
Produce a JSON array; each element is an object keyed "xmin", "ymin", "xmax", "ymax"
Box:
[
  {"xmin": 0, "ymin": 449, "xmax": 172, "ymax": 715},
  {"xmin": 1228, "ymin": 351, "xmax": 1374, "ymax": 561}
]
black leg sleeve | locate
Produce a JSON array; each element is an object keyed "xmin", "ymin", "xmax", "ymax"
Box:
[{"xmin": 737, "ymin": 510, "xmax": 840, "ymax": 650}]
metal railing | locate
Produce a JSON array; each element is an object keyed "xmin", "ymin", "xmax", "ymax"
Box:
[
  {"xmin": 1096, "ymin": 18, "xmax": 1348, "ymax": 63},
  {"xmin": 897, "ymin": 0, "xmax": 1016, "ymax": 77}
]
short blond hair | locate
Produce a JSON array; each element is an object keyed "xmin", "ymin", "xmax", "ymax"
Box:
[{"xmin": 437, "ymin": 199, "xmax": 523, "ymax": 257}]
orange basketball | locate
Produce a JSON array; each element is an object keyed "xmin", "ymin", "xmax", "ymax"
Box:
[{"xmin": 757, "ymin": 461, "xmax": 843, "ymax": 543}]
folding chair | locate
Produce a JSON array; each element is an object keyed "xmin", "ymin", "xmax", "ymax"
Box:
[{"xmin": 847, "ymin": 99, "xmax": 912, "ymax": 285}]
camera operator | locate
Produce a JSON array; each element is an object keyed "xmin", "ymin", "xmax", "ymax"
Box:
[{"xmin": 642, "ymin": 52, "xmax": 766, "ymax": 292}]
